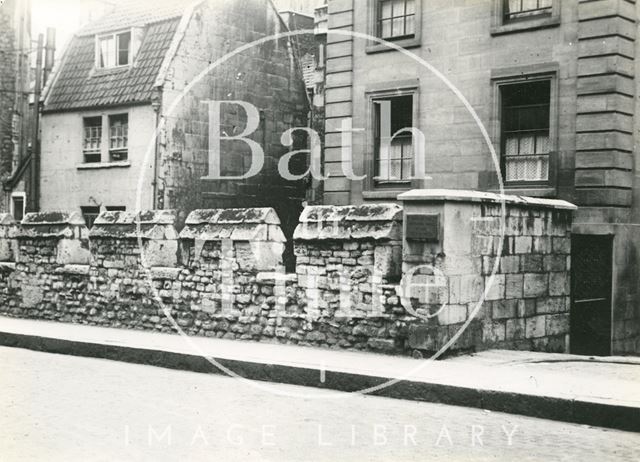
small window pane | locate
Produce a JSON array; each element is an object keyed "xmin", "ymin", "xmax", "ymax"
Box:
[
  {"xmin": 381, "ymin": 19, "xmax": 392, "ymax": 38},
  {"xmin": 117, "ymin": 32, "xmax": 131, "ymax": 66},
  {"xmin": 536, "ymin": 134, "xmax": 549, "ymax": 154},
  {"xmin": 99, "ymin": 36, "xmax": 115, "ymax": 68},
  {"xmin": 109, "ymin": 114, "xmax": 128, "ymax": 161},
  {"xmin": 83, "ymin": 116, "xmax": 102, "ymax": 163},
  {"xmin": 505, "ymin": 136, "xmax": 519, "ymax": 156},
  {"xmin": 405, "ymin": 16, "xmax": 415, "ymax": 35},
  {"xmin": 519, "ymin": 135, "xmax": 535, "ymax": 155},
  {"xmin": 405, "ymin": 0, "xmax": 415, "ymax": 14},
  {"xmin": 381, "ymin": 0, "xmax": 392, "ymax": 19},
  {"xmin": 392, "ymin": 0, "xmax": 405, "ymax": 16},
  {"xmin": 392, "ymin": 17, "xmax": 404, "ymax": 36}
]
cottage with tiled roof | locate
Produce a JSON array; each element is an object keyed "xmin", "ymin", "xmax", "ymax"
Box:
[{"xmin": 39, "ymin": 0, "xmax": 309, "ymax": 233}]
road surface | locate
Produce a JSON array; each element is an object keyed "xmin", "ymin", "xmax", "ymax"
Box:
[{"xmin": 0, "ymin": 346, "xmax": 638, "ymax": 461}]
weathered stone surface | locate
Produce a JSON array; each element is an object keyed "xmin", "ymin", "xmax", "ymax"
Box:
[
  {"xmin": 294, "ymin": 204, "xmax": 402, "ymax": 241},
  {"xmin": 0, "ymin": 197, "xmax": 575, "ymax": 356}
]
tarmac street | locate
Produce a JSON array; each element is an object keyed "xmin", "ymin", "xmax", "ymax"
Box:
[{"xmin": 0, "ymin": 346, "xmax": 639, "ymax": 461}]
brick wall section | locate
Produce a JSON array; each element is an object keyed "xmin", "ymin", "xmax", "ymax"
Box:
[
  {"xmin": 575, "ymin": 0, "xmax": 636, "ymax": 208},
  {"xmin": 0, "ymin": 197, "xmax": 593, "ymax": 356}
]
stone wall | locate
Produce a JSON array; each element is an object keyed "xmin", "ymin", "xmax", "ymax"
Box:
[
  {"xmin": 399, "ymin": 190, "xmax": 576, "ymax": 354},
  {"xmin": 0, "ymin": 195, "xmax": 586, "ymax": 356}
]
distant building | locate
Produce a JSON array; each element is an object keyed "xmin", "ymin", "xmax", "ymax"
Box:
[
  {"xmin": 0, "ymin": 0, "xmax": 31, "ymax": 220},
  {"xmin": 321, "ymin": 0, "xmax": 640, "ymax": 355},
  {"xmin": 39, "ymin": 0, "xmax": 309, "ymax": 243},
  {"xmin": 272, "ymin": 0, "xmax": 326, "ymax": 15}
]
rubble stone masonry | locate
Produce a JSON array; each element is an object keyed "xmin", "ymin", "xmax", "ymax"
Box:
[{"xmin": 0, "ymin": 192, "xmax": 595, "ymax": 356}]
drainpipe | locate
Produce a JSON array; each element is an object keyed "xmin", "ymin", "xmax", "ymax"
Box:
[
  {"xmin": 151, "ymin": 89, "xmax": 162, "ymax": 210},
  {"xmin": 43, "ymin": 28, "xmax": 56, "ymax": 88},
  {"xmin": 28, "ymin": 33, "xmax": 44, "ymax": 213}
]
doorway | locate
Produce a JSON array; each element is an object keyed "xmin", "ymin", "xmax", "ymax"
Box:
[{"xmin": 570, "ymin": 234, "xmax": 613, "ymax": 356}]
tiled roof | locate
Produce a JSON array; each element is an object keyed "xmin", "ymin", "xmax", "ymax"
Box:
[
  {"xmin": 76, "ymin": 0, "xmax": 187, "ymax": 36},
  {"xmin": 44, "ymin": 18, "xmax": 180, "ymax": 112}
]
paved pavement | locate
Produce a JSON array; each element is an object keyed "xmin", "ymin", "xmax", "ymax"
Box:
[
  {"xmin": 0, "ymin": 317, "xmax": 638, "ymax": 431},
  {"xmin": 0, "ymin": 346, "xmax": 639, "ymax": 462}
]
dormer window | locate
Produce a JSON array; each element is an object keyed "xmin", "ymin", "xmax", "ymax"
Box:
[{"xmin": 97, "ymin": 31, "xmax": 131, "ymax": 68}]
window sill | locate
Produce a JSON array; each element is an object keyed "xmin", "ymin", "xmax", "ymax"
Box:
[
  {"xmin": 490, "ymin": 186, "xmax": 557, "ymax": 198},
  {"xmin": 77, "ymin": 161, "xmax": 131, "ymax": 170},
  {"xmin": 490, "ymin": 16, "xmax": 560, "ymax": 36},
  {"xmin": 362, "ymin": 189, "xmax": 408, "ymax": 200},
  {"xmin": 366, "ymin": 36, "xmax": 421, "ymax": 54}
]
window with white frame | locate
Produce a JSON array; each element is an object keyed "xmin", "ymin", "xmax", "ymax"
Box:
[
  {"xmin": 500, "ymin": 80, "xmax": 551, "ymax": 183},
  {"xmin": 108, "ymin": 114, "xmax": 128, "ymax": 161},
  {"xmin": 377, "ymin": 0, "xmax": 416, "ymax": 40},
  {"xmin": 11, "ymin": 193, "xmax": 25, "ymax": 222},
  {"xmin": 373, "ymin": 94, "xmax": 414, "ymax": 185},
  {"xmin": 81, "ymin": 113, "xmax": 129, "ymax": 164},
  {"xmin": 83, "ymin": 116, "xmax": 102, "ymax": 163},
  {"xmin": 97, "ymin": 31, "xmax": 131, "ymax": 68}
]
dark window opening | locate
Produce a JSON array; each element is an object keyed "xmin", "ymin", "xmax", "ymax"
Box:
[
  {"xmin": 83, "ymin": 116, "xmax": 102, "ymax": 163},
  {"xmin": 504, "ymin": 0, "xmax": 552, "ymax": 22},
  {"xmin": 12, "ymin": 196, "xmax": 24, "ymax": 222},
  {"xmin": 500, "ymin": 80, "xmax": 551, "ymax": 183},
  {"xmin": 81, "ymin": 206, "xmax": 100, "ymax": 228},
  {"xmin": 377, "ymin": 0, "xmax": 416, "ymax": 40},
  {"xmin": 374, "ymin": 94, "xmax": 413, "ymax": 186}
]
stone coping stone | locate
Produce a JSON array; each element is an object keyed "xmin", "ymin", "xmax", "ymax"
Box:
[
  {"xmin": 0, "ymin": 214, "xmax": 15, "ymax": 226},
  {"xmin": 299, "ymin": 204, "xmax": 403, "ymax": 223},
  {"xmin": 179, "ymin": 223, "xmax": 286, "ymax": 243},
  {"xmin": 185, "ymin": 208, "xmax": 281, "ymax": 225},
  {"xmin": 16, "ymin": 212, "xmax": 88, "ymax": 239},
  {"xmin": 180, "ymin": 208, "xmax": 285, "ymax": 242},
  {"xmin": 21, "ymin": 211, "xmax": 87, "ymax": 226},
  {"xmin": 0, "ymin": 214, "xmax": 17, "ymax": 238},
  {"xmin": 294, "ymin": 204, "xmax": 403, "ymax": 241},
  {"xmin": 93, "ymin": 210, "xmax": 177, "ymax": 226},
  {"xmin": 89, "ymin": 210, "xmax": 178, "ymax": 240},
  {"xmin": 397, "ymin": 189, "xmax": 578, "ymax": 211}
]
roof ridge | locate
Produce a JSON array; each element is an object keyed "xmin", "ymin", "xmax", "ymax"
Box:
[{"xmin": 76, "ymin": 0, "xmax": 188, "ymax": 37}]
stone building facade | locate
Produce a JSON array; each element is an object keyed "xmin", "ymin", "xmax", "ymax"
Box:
[
  {"xmin": 320, "ymin": 0, "xmax": 640, "ymax": 355},
  {"xmin": 39, "ymin": 0, "xmax": 309, "ymax": 241},
  {"xmin": 0, "ymin": 0, "xmax": 31, "ymax": 218}
]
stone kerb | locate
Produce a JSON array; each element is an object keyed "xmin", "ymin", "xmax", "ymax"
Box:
[
  {"xmin": 293, "ymin": 204, "xmax": 403, "ymax": 319},
  {"xmin": 89, "ymin": 210, "xmax": 179, "ymax": 268},
  {"xmin": 179, "ymin": 208, "xmax": 286, "ymax": 271},
  {"xmin": 15, "ymin": 211, "xmax": 90, "ymax": 265},
  {"xmin": 0, "ymin": 213, "xmax": 18, "ymax": 262}
]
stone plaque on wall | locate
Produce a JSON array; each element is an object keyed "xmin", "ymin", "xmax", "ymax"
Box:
[{"xmin": 406, "ymin": 214, "xmax": 439, "ymax": 242}]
